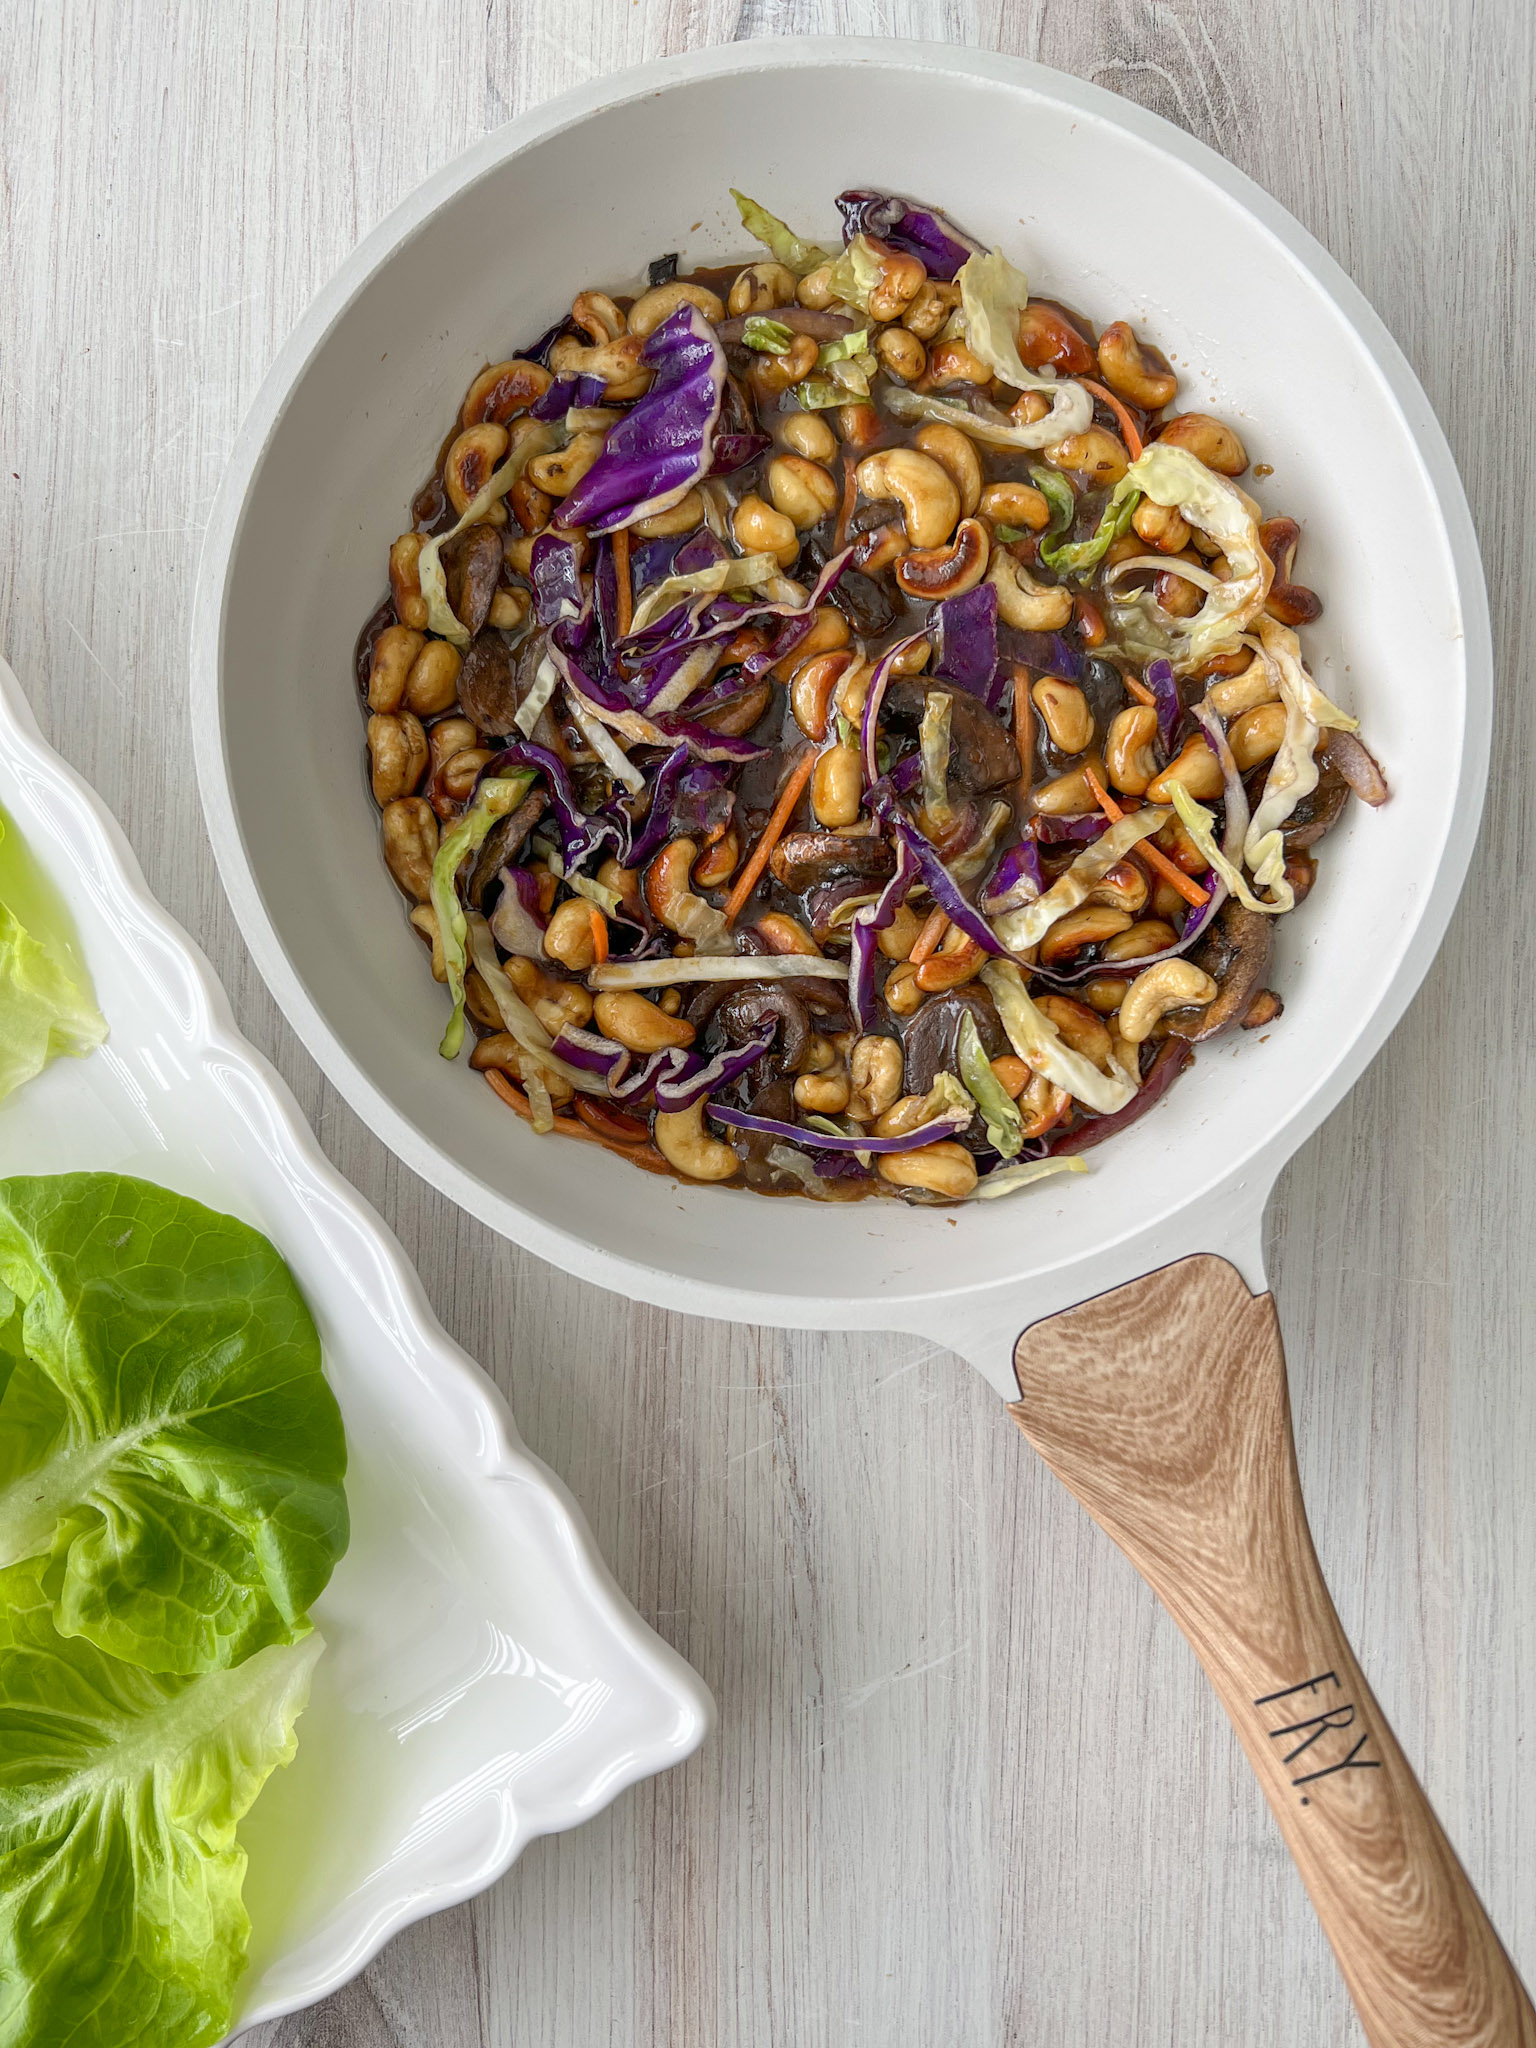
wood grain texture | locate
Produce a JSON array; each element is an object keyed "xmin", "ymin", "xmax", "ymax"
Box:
[
  {"xmin": 1012, "ymin": 1258, "xmax": 1536, "ymax": 2048},
  {"xmin": 1, "ymin": 2, "xmax": 1532, "ymax": 2043}
]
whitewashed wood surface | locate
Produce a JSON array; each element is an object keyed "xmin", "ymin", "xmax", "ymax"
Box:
[{"xmin": 4, "ymin": 3, "xmax": 1533, "ymax": 2042}]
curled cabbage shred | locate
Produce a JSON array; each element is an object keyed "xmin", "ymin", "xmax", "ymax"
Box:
[
  {"xmin": 918, "ymin": 690, "xmax": 955, "ymax": 828},
  {"xmin": 741, "ymin": 316, "xmax": 796, "ymax": 353},
  {"xmin": 730, "ymin": 190, "xmax": 830, "ymax": 277},
  {"xmin": 1168, "ymin": 782, "xmax": 1291, "ymax": 916},
  {"xmin": 1104, "ymin": 443, "xmax": 1273, "ymax": 670},
  {"xmin": 991, "ymin": 807, "xmax": 1170, "ymax": 952},
  {"xmin": 971, "ymin": 1155, "xmax": 1088, "ymax": 1200},
  {"xmin": 883, "ymin": 383, "xmax": 1090, "ymax": 454},
  {"xmin": 952, "ymin": 251, "xmax": 1093, "ymax": 440},
  {"xmin": 430, "ymin": 773, "xmax": 537, "ymax": 1058},
  {"xmin": 957, "ymin": 1010, "xmax": 1022, "ymax": 1158},
  {"xmin": 588, "ymin": 955, "xmax": 846, "ymax": 991},
  {"xmin": 1240, "ymin": 615, "xmax": 1354, "ymax": 895},
  {"xmin": 981, "ymin": 959, "xmax": 1138, "ymax": 1116},
  {"xmin": 630, "ymin": 551, "xmax": 782, "ymax": 634}
]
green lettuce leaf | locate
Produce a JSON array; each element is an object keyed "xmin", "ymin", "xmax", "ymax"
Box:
[
  {"xmin": 729, "ymin": 191, "xmax": 829, "ymax": 277},
  {"xmin": 0, "ymin": 1557, "xmax": 319, "ymax": 2048},
  {"xmin": 0, "ymin": 809, "xmax": 107, "ymax": 1103},
  {"xmin": 0, "ymin": 1174, "xmax": 348, "ymax": 1676}
]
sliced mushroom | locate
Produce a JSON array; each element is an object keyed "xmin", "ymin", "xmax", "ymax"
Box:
[
  {"xmin": 885, "ymin": 678, "xmax": 1020, "ymax": 794},
  {"xmin": 1282, "ymin": 760, "xmax": 1350, "ymax": 850},
  {"xmin": 1164, "ymin": 902, "xmax": 1273, "ymax": 1042},
  {"xmin": 715, "ymin": 984, "xmax": 812, "ymax": 1072},
  {"xmin": 900, "ymin": 986, "xmax": 1007, "ymax": 1099},
  {"xmin": 440, "ymin": 524, "xmax": 505, "ymax": 639},
  {"xmin": 769, "ymin": 830, "xmax": 897, "ymax": 894},
  {"xmin": 467, "ymin": 793, "xmax": 545, "ymax": 909},
  {"xmin": 457, "ymin": 630, "xmax": 523, "ymax": 737}
]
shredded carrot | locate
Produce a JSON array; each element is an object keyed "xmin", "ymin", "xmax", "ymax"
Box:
[
  {"xmin": 1123, "ymin": 674, "xmax": 1158, "ymax": 708},
  {"xmin": 722, "ymin": 748, "xmax": 817, "ymax": 926},
  {"xmin": 1012, "ymin": 664, "xmax": 1033, "ymax": 801},
  {"xmin": 1083, "ymin": 764, "xmax": 1211, "ymax": 910},
  {"xmin": 1079, "ymin": 377, "xmax": 1144, "ymax": 459},
  {"xmin": 483, "ymin": 1069, "xmax": 670, "ymax": 1173},
  {"xmin": 612, "ymin": 525, "xmax": 633, "ymax": 637},
  {"xmin": 589, "ymin": 904, "xmax": 609, "ymax": 964},
  {"xmin": 908, "ymin": 907, "xmax": 950, "ymax": 966},
  {"xmin": 834, "ymin": 456, "xmax": 858, "ymax": 553}
]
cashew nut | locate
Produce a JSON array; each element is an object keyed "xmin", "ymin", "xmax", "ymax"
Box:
[
  {"xmin": 632, "ymin": 488, "xmax": 705, "ymax": 539},
  {"xmin": 627, "ymin": 280, "xmax": 725, "ymax": 338},
  {"xmin": 877, "ymin": 1142, "xmax": 978, "ymax": 1199},
  {"xmin": 380, "ymin": 798, "xmax": 438, "ymax": 901},
  {"xmin": 1031, "ymin": 677, "xmax": 1094, "ymax": 755},
  {"xmin": 1044, "ymin": 426, "xmax": 1130, "ymax": 486},
  {"xmin": 528, "ymin": 431, "xmax": 606, "ymax": 499},
  {"xmin": 1146, "ymin": 736, "xmax": 1224, "ymax": 804},
  {"xmin": 912, "ymin": 424, "xmax": 982, "ymax": 516},
  {"xmin": 388, "ymin": 535, "xmax": 429, "ymax": 629},
  {"xmin": 728, "ymin": 261, "xmax": 797, "ymax": 316},
  {"xmin": 544, "ymin": 898, "xmax": 600, "ymax": 971},
  {"xmin": 1034, "ymin": 992, "xmax": 1115, "ymax": 1071},
  {"xmin": 1031, "ymin": 755, "xmax": 1107, "ymax": 815},
  {"xmin": 367, "ymin": 625, "xmax": 426, "ymax": 713},
  {"xmin": 926, "ymin": 337, "xmax": 995, "ymax": 388},
  {"xmin": 367, "ymin": 711, "xmax": 429, "ymax": 805},
  {"xmin": 733, "ymin": 492, "xmax": 799, "ymax": 567},
  {"xmin": 1104, "ymin": 706, "xmax": 1161, "ymax": 796},
  {"xmin": 1095, "ymin": 322, "xmax": 1178, "ymax": 410},
  {"xmin": 811, "ymin": 744, "xmax": 863, "ymax": 828},
  {"xmin": 404, "ymin": 639, "xmax": 461, "ymax": 718},
  {"xmin": 445, "ymin": 424, "xmax": 510, "ymax": 518},
  {"xmin": 1131, "ymin": 498, "xmax": 1192, "ymax": 553},
  {"xmin": 778, "ymin": 412, "xmax": 838, "ymax": 463},
  {"xmin": 856, "ymin": 448, "xmax": 961, "ymax": 551},
  {"xmin": 1083, "ymin": 860, "xmax": 1150, "ymax": 916},
  {"xmin": 978, "ymin": 480, "xmax": 1051, "ymax": 532},
  {"xmin": 644, "ymin": 838, "xmax": 728, "ymax": 946},
  {"xmin": 1118, "ymin": 960, "xmax": 1219, "ymax": 1043},
  {"xmin": 1101, "ymin": 920, "xmax": 1178, "ymax": 964},
  {"xmin": 867, "ymin": 248, "xmax": 927, "ymax": 323},
  {"xmin": 1156, "ymin": 413, "xmax": 1248, "ymax": 476},
  {"xmin": 767, "ymin": 455, "xmax": 839, "ymax": 531},
  {"xmin": 895, "ymin": 519, "xmax": 990, "ymax": 601},
  {"xmin": 593, "ymin": 990, "xmax": 695, "ymax": 1054},
  {"xmin": 755, "ymin": 912, "xmax": 821, "ymax": 956},
  {"xmin": 653, "ymin": 1101, "xmax": 741, "ymax": 1182},
  {"xmin": 794, "ymin": 1070, "xmax": 851, "ymax": 1115},
  {"xmin": 846, "ymin": 1036, "xmax": 904, "ymax": 1122},
  {"xmin": 571, "ymin": 291, "xmax": 626, "ymax": 344},
  {"xmin": 1037, "ymin": 906, "xmax": 1134, "ymax": 967},
  {"xmin": 989, "ymin": 549, "xmax": 1073, "ymax": 631},
  {"xmin": 875, "ymin": 328, "xmax": 927, "ymax": 382},
  {"xmin": 1227, "ymin": 701, "xmax": 1288, "ymax": 771},
  {"xmin": 460, "ymin": 358, "xmax": 553, "ymax": 428},
  {"xmin": 548, "ymin": 332, "xmax": 652, "ymax": 401},
  {"xmin": 1017, "ymin": 302, "xmax": 1097, "ymax": 374}
]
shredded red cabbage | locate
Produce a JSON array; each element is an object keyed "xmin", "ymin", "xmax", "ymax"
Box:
[
  {"xmin": 848, "ymin": 832, "xmax": 919, "ymax": 1029},
  {"xmin": 832, "ymin": 190, "xmax": 983, "ymax": 282},
  {"xmin": 530, "ymin": 372, "xmax": 606, "ymax": 421},
  {"xmin": 1146, "ymin": 657, "xmax": 1181, "ymax": 754},
  {"xmin": 557, "ymin": 305, "xmax": 727, "ymax": 534},
  {"xmin": 706, "ymin": 1101, "xmax": 972, "ymax": 1154},
  {"xmin": 932, "ymin": 584, "xmax": 998, "ymax": 697},
  {"xmin": 531, "ymin": 534, "xmax": 584, "ymax": 625},
  {"xmin": 873, "ymin": 797, "xmax": 1007, "ymax": 957},
  {"xmin": 979, "ymin": 838, "xmax": 1043, "ymax": 915}
]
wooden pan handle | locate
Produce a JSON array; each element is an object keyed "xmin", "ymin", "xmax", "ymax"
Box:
[{"xmin": 1010, "ymin": 1255, "xmax": 1534, "ymax": 2048}]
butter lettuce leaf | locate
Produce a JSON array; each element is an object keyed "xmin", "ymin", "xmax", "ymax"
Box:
[
  {"xmin": 0, "ymin": 809, "xmax": 106, "ymax": 1102},
  {"xmin": 0, "ymin": 1174, "xmax": 348, "ymax": 1677},
  {"xmin": 0, "ymin": 1558, "xmax": 319, "ymax": 2048}
]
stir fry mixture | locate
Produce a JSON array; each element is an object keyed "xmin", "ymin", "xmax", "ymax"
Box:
[{"xmin": 355, "ymin": 187, "xmax": 1389, "ymax": 1204}]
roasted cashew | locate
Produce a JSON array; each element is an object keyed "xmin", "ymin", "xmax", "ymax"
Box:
[{"xmin": 1118, "ymin": 959, "xmax": 1219, "ymax": 1043}]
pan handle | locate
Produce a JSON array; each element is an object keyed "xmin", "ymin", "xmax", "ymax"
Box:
[{"xmin": 1010, "ymin": 1253, "xmax": 1535, "ymax": 2048}]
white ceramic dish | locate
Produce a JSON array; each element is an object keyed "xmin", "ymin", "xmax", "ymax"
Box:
[
  {"xmin": 192, "ymin": 38, "xmax": 1489, "ymax": 1392},
  {"xmin": 0, "ymin": 654, "xmax": 711, "ymax": 2039}
]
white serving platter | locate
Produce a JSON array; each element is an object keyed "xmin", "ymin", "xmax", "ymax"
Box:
[{"xmin": 0, "ymin": 653, "xmax": 712, "ymax": 2037}]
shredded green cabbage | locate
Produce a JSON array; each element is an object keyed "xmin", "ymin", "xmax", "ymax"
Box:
[
  {"xmin": 947, "ymin": 799, "xmax": 1013, "ymax": 885},
  {"xmin": 1027, "ymin": 465, "xmax": 1076, "ymax": 539},
  {"xmin": 565, "ymin": 870, "xmax": 625, "ymax": 918},
  {"xmin": 970, "ymin": 1155, "xmax": 1089, "ymax": 1199},
  {"xmin": 951, "ymin": 253, "xmax": 1095, "ymax": 438},
  {"xmin": 1041, "ymin": 483, "xmax": 1142, "ymax": 577},
  {"xmin": 514, "ymin": 653, "xmax": 560, "ymax": 739},
  {"xmin": 464, "ymin": 914, "xmax": 600, "ymax": 1100},
  {"xmin": 991, "ymin": 807, "xmax": 1171, "ymax": 952},
  {"xmin": 824, "ymin": 235, "xmax": 885, "ymax": 313},
  {"xmin": 430, "ymin": 773, "xmax": 537, "ymax": 1058},
  {"xmin": 919, "ymin": 690, "xmax": 955, "ymax": 828},
  {"xmin": 1168, "ymin": 782, "xmax": 1291, "ymax": 916},
  {"xmin": 957, "ymin": 1011, "xmax": 1023, "ymax": 1158},
  {"xmin": 588, "ymin": 955, "xmax": 846, "ymax": 991},
  {"xmin": 741, "ymin": 316, "xmax": 796, "ymax": 353},
  {"xmin": 883, "ymin": 384, "xmax": 1089, "ymax": 454},
  {"xmin": 819, "ymin": 328, "xmax": 870, "ymax": 365},
  {"xmin": 418, "ymin": 424, "xmax": 559, "ymax": 648},
  {"xmin": 1239, "ymin": 613, "xmax": 1350, "ymax": 898},
  {"xmin": 730, "ymin": 191, "xmax": 830, "ymax": 277},
  {"xmin": 981, "ymin": 960, "xmax": 1138, "ymax": 1116},
  {"xmin": 1106, "ymin": 443, "xmax": 1270, "ymax": 670},
  {"xmin": 567, "ymin": 696, "xmax": 646, "ymax": 793},
  {"xmin": 629, "ymin": 551, "xmax": 782, "ymax": 633}
]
